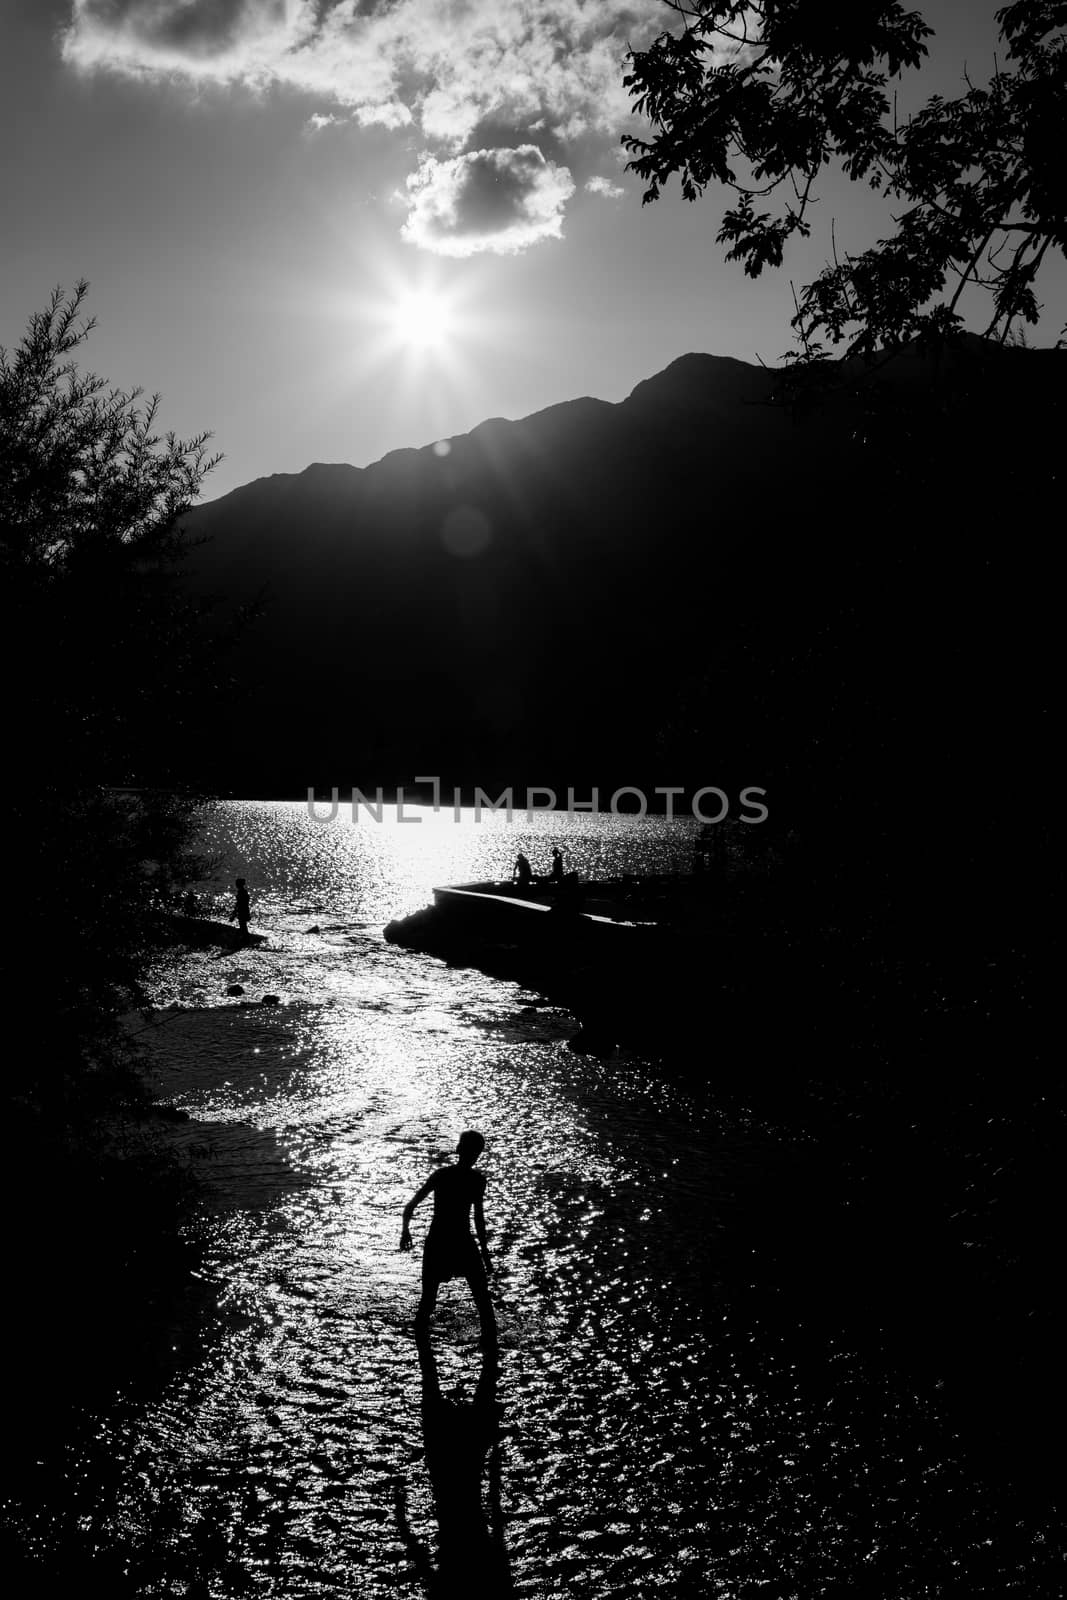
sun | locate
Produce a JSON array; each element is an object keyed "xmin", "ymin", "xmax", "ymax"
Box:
[{"xmin": 387, "ymin": 287, "xmax": 454, "ymax": 352}]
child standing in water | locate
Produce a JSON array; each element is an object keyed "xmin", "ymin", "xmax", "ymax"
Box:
[{"xmin": 400, "ymin": 1131, "xmax": 497, "ymax": 1348}]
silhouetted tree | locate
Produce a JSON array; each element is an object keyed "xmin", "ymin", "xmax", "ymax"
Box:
[
  {"xmin": 2, "ymin": 280, "xmax": 221, "ymax": 781},
  {"xmin": 1, "ymin": 282, "xmax": 220, "ymax": 1101},
  {"xmin": 622, "ymin": 4, "xmax": 1065, "ymax": 936},
  {"xmin": 0, "ymin": 286, "xmax": 232, "ymax": 1494},
  {"xmin": 624, "ymin": 1, "xmax": 1066, "ymax": 355}
]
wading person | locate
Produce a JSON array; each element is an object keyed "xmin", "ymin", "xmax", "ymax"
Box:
[
  {"xmin": 229, "ymin": 876, "xmax": 250, "ymax": 940},
  {"xmin": 400, "ymin": 1131, "xmax": 497, "ymax": 1348}
]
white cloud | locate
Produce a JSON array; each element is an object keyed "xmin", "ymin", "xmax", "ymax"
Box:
[
  {"xmin": 585, "ymin": 175, "xmax": 625, "ymax": 198},
  {"xmin": 401, "ymin": 146, "xmax": 576, "ymax": 257},
  {"xmin": 60, "ymin": 1, "xmax": 679, "ymax": 250},
  {"xmin": 61, "ymin": 0, "xmax": 312, "ymax": 84},
  {"xmin": 62, "ymin": 1, "xmax": 664, "ymax": 147}
]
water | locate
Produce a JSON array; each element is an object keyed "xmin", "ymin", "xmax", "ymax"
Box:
[{"xmin": 19, "ymin": 804, "xmax": 1061, "ymax": 1594}]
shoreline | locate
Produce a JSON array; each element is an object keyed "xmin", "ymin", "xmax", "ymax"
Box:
[{"xmin": 382, "ymin": 879, "xmax": 1063, "ymax": 1473}]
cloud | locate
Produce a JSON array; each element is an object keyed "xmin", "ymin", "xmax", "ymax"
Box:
[
  {"xmin": 401, "ymin": 146, "xmax": 575, "ymax": 256},
  {"xmin": 60, "ymin": 1, "xmax": 681, "ymax": 251},
  {"xmin": 61, "ymin": 0, "xmax": 308, "ymax": 80},
  {"xmin": 585, "ymin": 174, "xmax": 624, "ymax": 199},
  {"xmin": 62, "ymin": 1, "xmax": 664, "ymax": 146}
]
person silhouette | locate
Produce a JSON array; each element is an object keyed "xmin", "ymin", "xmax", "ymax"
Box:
[
  {"xmin": 511, "ymin": 852, "xmax": 532, "ymax": 892},
  {"xmin": 400, "ymin": 1131, "xmax": 498, "ymax": 1348},
  {"xmin": 229, "ymin": 877, "xmax": 250, "ymax": 940},
  {"xmin": 548, "ymin": 847, "xmax": 564, "ymax": 883}
]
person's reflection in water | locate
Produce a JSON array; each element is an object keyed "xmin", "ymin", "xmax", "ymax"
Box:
[{"xmin": 395, "ymin": 1336, "xmax": 515, "ymax": 1597}]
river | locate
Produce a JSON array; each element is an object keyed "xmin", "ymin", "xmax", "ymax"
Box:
[{"xmin": 25, "ymin": 803, "xmax": 1060, "ymax": 1595}]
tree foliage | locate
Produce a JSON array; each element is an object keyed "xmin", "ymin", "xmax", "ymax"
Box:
[
  {"xmin": 623, "ymin": 1, "xmax": 1067, "ymax": 355},
  {"xmin": 1, "ymin": 284, "xmax": 221, "ymax": 1098},
  {"xmin": 0, "ymin": 282, "xmax": 214, "ymax": 567},
  {"xmin": 0, "ymin": 288, "xmax": 234, "ymax": 1487},
  {"xmin": 1, "ymin": 281, "xmax": 222, "ymax": 783}
]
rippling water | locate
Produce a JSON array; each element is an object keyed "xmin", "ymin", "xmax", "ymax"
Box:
[{"xmin": 26, "ymin": 805, "xmax": 1061, "ymax": 1595}]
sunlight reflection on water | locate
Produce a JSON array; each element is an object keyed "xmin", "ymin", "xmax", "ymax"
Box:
[
  {"xmin": 195, "ymin": 799, "xmax": 695, "ymax": 925},
  {"xmin": 30, "ymin": 804, "xmax": 1061, "ymax": 1596}
]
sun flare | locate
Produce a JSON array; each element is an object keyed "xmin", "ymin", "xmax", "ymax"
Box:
[{"xmin": 387, "ymin": 288, "xmax": 453, "ymax": 352}]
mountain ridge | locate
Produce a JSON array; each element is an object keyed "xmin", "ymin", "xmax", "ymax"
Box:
[
  {"xmin": 176, "ymin": 334, "xmax": 1062, "ymax": 921},
  {"xmin": 198, "ymin": 352, "xmax": 759, "ymax": 509},
  {"xmin": 196, "ymin": 334, "xmax": 1050, "ymax": 512}
]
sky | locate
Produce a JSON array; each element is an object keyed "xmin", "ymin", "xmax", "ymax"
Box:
[{"xmin": 2, "ymin": 0, "xmax": 1064, "ymax": 500}]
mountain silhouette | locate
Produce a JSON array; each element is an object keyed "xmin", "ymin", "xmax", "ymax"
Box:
[
  {"xmin": 176, "ymin": 336, "xmax": 1060, "ymax": 929},
  {"xmin": 180, "ymin": 352, "xmax": 816, "ymax": 789}
]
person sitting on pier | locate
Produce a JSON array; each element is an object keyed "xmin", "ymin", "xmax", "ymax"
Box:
[
  {"xmin": 400, "ymin": 1131, "xmax": 497, "ymax": 1349},
  {"xmin": 511, "ymin": 852, "xmax": 533, "ymax": 892}
]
